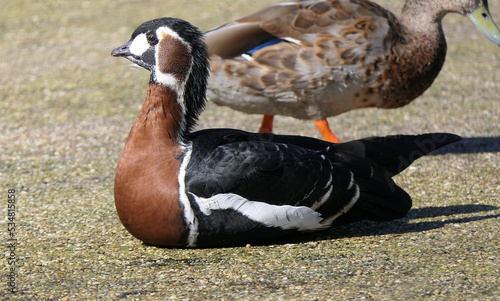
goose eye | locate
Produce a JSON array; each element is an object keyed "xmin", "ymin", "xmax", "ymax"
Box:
[{"xmin": 146, "ymin": 33, "xmax": 158, "ymax": 45}]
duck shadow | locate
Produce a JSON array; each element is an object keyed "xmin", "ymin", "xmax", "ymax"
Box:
[
  {"xmin": 431, "ymin": 136, "xmax": 500, "ymax": 154},
  {"xmin": 307, "ymin": 204, "xmax": 499, "ymax": 242}
]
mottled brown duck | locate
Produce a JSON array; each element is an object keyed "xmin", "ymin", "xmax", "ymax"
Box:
[{"xmin": 206, "ymin": 0, "xmax": 500, "ymax": 142}]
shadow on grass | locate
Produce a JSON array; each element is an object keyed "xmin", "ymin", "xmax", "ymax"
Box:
[
  {"xmin": 431, "ymin": 136, "xmax": 500, "ymax": 154},
  {"xmin": 320, "ymin": 204, "xmax": 499, "ymax": 241},
  {"xmin": 141, "ymin": 204, "xmax": 498, "ymax": 248}
]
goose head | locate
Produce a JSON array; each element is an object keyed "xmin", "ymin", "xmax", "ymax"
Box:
[{"xmin": 111, "ymin": 17, "xmax": 210, "ymax": 134}]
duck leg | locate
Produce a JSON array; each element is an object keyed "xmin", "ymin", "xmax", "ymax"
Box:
[
  {"xmin": 314, "ymin": 119, "xmax": 340, "ymax": 143},
  {"xmin": 258, "ymin": 114, "xmax": 274, "ymax": 133}
]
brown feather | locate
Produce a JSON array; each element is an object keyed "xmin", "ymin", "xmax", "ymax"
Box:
[
  {"xmin": 206, "ymin": 0, "xmax": 496, "ymax": 123},
  {"xmin": 114, "ymin": 84, "xmax": 187, "ymax": 246}
]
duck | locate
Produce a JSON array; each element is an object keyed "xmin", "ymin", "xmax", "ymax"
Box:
[
  {"xmin": 205, "ymin": 0, "xmax": 500, "ymax": 142},
  {"xmin": 111, "ymin": 17, "xmax": 461, "ymax": 248}
]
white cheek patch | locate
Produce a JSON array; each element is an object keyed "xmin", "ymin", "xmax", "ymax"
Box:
[{"xmin": 129, "ymin": 33, "xmax": 150, "ymax": 56}]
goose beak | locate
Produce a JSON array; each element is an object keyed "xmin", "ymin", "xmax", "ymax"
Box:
[
  {"xmin": 111, "ymin": 40, "xmax": 134, "ymax": 57},
  {"xmin": 468, "ymin": 0, "xmax": 500, "ymax": 46}
]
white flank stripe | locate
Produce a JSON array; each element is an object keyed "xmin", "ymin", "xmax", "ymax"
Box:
[
  {"xmin": 177, "ymin": 145, "xmax": 199, "ymax": 247},
  {"xmin": 194, "ymin": 193, "xmax": 328, "ymax": 231}
]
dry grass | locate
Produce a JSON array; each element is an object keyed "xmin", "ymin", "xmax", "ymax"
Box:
[{"xmin": 0, "ymin": 0, "xmax": 498, "ymax": 299}]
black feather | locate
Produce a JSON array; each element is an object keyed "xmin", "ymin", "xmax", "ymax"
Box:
[
  {"xmin": 186, "ymin": 130, "xmax": 461, "ymax": 229},
  {"xmin": 335, "ymin": 133, "xmax": 462, "ymax": 176}
]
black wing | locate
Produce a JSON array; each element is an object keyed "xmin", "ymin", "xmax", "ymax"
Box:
[
  {"xmin": 185, "ymin": 129, "xmax": 340, "ymax": 208},
  {"xmin": 185, "ymin": 129, "xmax": 461, "ymax": 224}
]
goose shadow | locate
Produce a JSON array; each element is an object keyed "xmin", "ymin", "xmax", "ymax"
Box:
[
  {"xmin": 314, "ymin": 204, "xmax": 499, "ymax": 241},
  {"xmin": 141, "ymin": 204, "xmax": 498, "ymax": 249},
  {"xmin": 431, "ymin": 136, "xmax": 500, "ymax": 154}
]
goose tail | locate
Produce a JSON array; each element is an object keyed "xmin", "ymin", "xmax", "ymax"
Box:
[{"xmin": 328, "ymin": 133, "xmax": 461, "ymax": 226}]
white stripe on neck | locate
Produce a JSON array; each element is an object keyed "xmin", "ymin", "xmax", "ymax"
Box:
[
  {"xmin": 154, "ymin": 72, "xmax": 179, "ymax": 89},
  {"xmin": 177, "ymin": 145, "xmax": 199, "ymax": 247}
]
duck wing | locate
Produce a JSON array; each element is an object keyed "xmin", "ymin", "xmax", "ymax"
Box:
[
  {"xmin": 205, "ymin": 0, "xmax": 396, "ymax": 58},
  {"xmin": 205, "ymin": 0, "xmax": 400, "ymax": 117}
]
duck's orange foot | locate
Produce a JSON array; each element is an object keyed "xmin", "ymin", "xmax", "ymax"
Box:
[
  {"xmin": 258, "ymin": 114, "xmax": 274, "ymax": 133},
  {"xmin": 314, "ymin": 119, "xmax": 340, "ymax": 143}
]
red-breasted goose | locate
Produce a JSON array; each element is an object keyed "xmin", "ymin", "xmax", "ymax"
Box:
[{"xmin": 111, "ymin": 17, "xmax": 461, "ymax": 247}]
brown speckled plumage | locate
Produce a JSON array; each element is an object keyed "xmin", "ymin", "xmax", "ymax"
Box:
[{"xmin": 205, "ymin": 0, "xmax": 499, "ymax": 141}]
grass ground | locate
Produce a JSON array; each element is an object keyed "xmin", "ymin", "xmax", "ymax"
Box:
[{"xmin": 0, "ymin": 0, "xmax": 498, "ymax": 299}]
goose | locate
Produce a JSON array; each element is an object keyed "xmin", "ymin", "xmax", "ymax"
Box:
[{"xmin": 111, "ymin": 17, "xmax": 461, "ymax": 247}]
